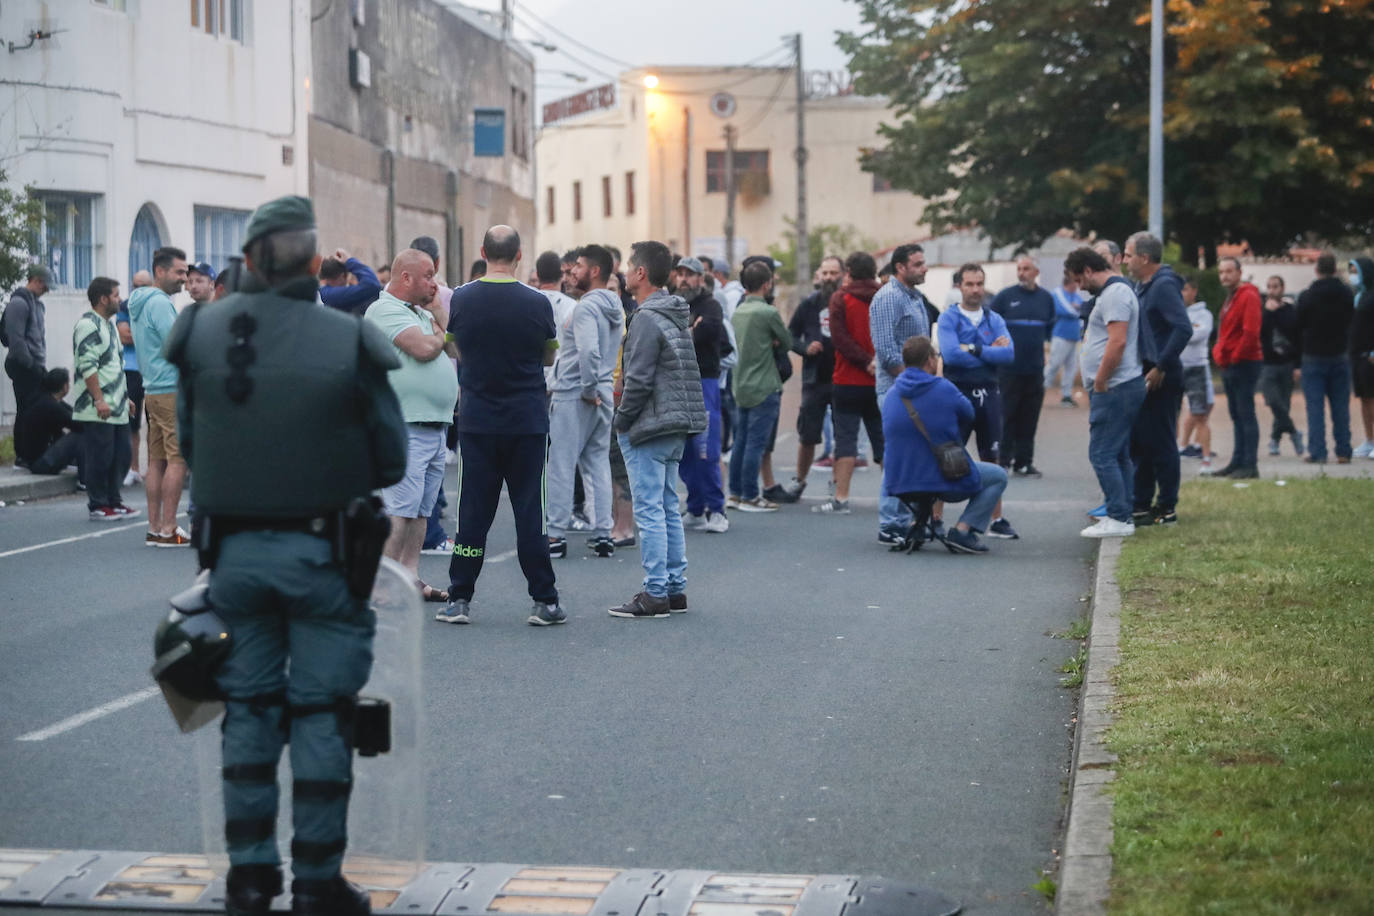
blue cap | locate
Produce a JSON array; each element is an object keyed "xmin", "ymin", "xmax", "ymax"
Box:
[{"xmin": 189, "ymin": 261, "xmax": 216, "ymax": 281}]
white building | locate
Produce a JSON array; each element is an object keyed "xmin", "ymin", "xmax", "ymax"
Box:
[
  {"xmin": 535, "ymin": 67, "xmax": 929, "ymax": 269},
  {"xmin": 1, "ymin": 0, "xmax": 310, "ymax": 426}
]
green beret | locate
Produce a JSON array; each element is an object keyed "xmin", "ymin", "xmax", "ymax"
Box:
[{"xmin": 242, "ymin": 195, "xmax": 316, "ymax": 249}]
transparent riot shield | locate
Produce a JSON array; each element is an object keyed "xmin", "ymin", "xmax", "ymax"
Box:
[{"xmin": 196, "ymin": 557, "xmax": 425, "ymax": 892}]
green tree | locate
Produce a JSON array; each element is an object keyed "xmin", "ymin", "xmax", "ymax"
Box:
[
  {"xmin": 768, "ymin": 219, "xmax": 876, "ymax": 284},
  {"xmin": 0, "ymin": 170, "xmax": 43, "ymax": 292},
  {"xmin": 839, "ymin": 0, "xmax": 1374, "ymax": 261}
]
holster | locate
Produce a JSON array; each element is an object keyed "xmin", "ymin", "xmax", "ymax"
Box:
[
  {"xmin": 193, "ymin": 510, "xmax": 221, "ymax": 571},
  {"xmin": 339, "ymin": 496, "xmax": 391, "ymax": 598}
]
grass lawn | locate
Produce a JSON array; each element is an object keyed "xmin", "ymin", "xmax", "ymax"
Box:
[{"xmin": 1108, "ymin": 478, "xmax": 1374, "ymax": 914}]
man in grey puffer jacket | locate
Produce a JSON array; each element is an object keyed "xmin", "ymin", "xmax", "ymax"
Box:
[
  {"xmin": 547, "ymin": 244, "xmax": 625, "ymax": 558},
  {"xmin": 610, "ymin": 240, "xmax": 708, "ymax": 619}
]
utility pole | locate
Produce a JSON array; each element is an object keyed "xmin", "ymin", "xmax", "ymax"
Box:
[
  {"xmin": 724, "ymin": 124, "xmax": 737, "ymax": 269},
  {"xmin": 1148, "ymin": 0, "xmax": 1163, "ymax": 240},
  {"xmin": 791, "ymin": 32, "xmax": 810, "ymax": 289}
]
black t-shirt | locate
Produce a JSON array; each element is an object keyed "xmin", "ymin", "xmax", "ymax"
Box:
[
  {"xmin": 449, "ymin": 278, "xmax": 556, "ymax": 435},
  {"xmin": 788, "ymin": 288, "xmax": 835, "ymax": 387},
  {"xmin": 17, "ymin": 396, "xmax": 74, "ymax": 464}
]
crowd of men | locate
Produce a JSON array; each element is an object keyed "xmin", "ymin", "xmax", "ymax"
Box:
[{"xmin": 6, "ymin": 228, "xmax": 1374, "ymax": 558}]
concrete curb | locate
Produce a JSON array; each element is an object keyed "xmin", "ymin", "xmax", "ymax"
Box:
[
  {"xmin": 1056, "ymin": 537, "xmax": 1122, "ymax": 915},
  {"xmin": 0, "ymin": 469, "xmax": 79, "ymax": 503}
]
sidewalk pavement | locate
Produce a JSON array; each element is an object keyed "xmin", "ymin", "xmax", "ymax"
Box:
[{"xmin": 0, "ymin": 465, "xmax": 79, "ymax": 504}]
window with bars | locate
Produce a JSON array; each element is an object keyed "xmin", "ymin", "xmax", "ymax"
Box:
[
  {"xmin": 705, "ymin": 150, "xmax": 770, "ymax": 194},
  {"xmin": 602, "ymin": 176, "xmax": 612, "ymax": 218},
  {"xmin": 546, "ymin": 186, "xmax": 555, "ymax": 225},
  {"xmin": 190, "ymin": 0, "xmax": 245, "ymax": 42},
  {"xmin": 573, "ymin": 181, "xmax": 582, "ymax": 222},
  {"xmin": 193, "ymin": 206, "xmax": 251, "ymax": 272},
  {"xmin": 30, "ymin": 192, "xmax": 100, "ymax": 290},
  {"xmin": 625, "ymin": 171, "xmax": 635, "ymax": 216}
]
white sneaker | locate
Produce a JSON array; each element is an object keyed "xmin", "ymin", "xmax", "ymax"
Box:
[
  {"xmin": 1354, "ymin": 440, "xmax": 1374, "ymax": 459},
  {"xmin": 421, "ymin": 537, "xmax": 455, "ymax": 556},
  {"xmin": 725, "ymin": 495, "xmax": 741, "ymax": 510},
  {"xmin": 685, "ymin": 512, "xmax": 708, "ymax": 531},
  {"xmin": 703, "ymin": 511, "xmax": 730, "ymax": 533},
  {"xmin": 123, "ymin": 470, "xmax": 142, "ymax": 487},
  {"xmin": 1198, "ymin": 459, "xmax": 1214, "ymax": 475},
  {"xmin": 1081, "ymin": 518, "xmax": 1135, "ymax": 538}
]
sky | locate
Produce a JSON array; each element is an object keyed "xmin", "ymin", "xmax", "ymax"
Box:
[{"xmin": 460, "ymin": 0, "xmax": 867, "ymax": 116}]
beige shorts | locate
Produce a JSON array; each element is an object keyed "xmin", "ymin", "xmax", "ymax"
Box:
[{"xmin": 144, "ymin": 392, "xmax": 183, "ymax": 463}]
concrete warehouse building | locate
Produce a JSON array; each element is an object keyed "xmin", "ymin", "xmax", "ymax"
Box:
[{"xmin": 535, "ymin": 66, "xmax": 928, "ymax": 267}]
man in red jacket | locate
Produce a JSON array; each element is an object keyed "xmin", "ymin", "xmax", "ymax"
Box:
[
  {"xmin": 1211, "ymin": 257, "xmax": 1264, "ymax": 477},
  {"xmin": 813, "ymin": 251, "xmax": 883, "ymax": 514}
]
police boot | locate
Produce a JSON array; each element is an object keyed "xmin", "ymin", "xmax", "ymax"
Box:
[
  {"xmin": 291, "ymin": 875, "xmax": 371, "ymax": 915},
  {"xmin": 224, "ymin": 864, "xmax": 283, "ymax": 916}
]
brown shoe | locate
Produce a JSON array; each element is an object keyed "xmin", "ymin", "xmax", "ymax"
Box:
[
  {"xmin": 1337, "ymin": 456, "xmax": 1352, "ymax": 464},
  {"xmin": 150, "ymin": 529, "xmax": 192, "ymax": 548},
  {"xmin": 608, "ymin": 592, "xmax": 670, "ymax": 619}
]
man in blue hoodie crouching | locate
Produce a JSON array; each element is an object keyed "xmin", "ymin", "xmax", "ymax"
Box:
[{"xmin": 881, "ymin": 335, "xmax": 1009, "ymax": 554}]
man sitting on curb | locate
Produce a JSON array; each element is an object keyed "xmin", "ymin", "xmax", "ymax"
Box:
[{"xmin": 881, "ymin": 335, "xmax": 1009, "ymax": 554}]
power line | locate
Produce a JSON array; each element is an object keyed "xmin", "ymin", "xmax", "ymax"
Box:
[{"xmin": 512, "ymin": 0, "xmax": 637, "ymax": 69}]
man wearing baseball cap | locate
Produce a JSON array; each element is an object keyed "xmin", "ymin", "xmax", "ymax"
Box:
[{"xmin": 186, "ymin": 261, "xmax": 217, "ymax": 306}]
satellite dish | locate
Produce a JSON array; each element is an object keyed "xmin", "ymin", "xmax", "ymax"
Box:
[{"xmin": 710, "ymin": 92, "xmax": 737, "ymax": 119}]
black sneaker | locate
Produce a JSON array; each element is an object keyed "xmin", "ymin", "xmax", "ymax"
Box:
[
  {"xmin": 528, "ymin": 601, "xmax": 567, "ymax": 626},
  {"xmin": 548, "ymin": 537, "xmax": 567, "ymax": 558},
  {"xmin": 589, "ymin": 536, "xmax": 615, "ymax": 557},
  {"xmin": 943, "ymin": 526, "xmax": 989, "ymax": 554},
  {"xmin": 1179, "ymin": 444, "xmax": 1202, "ymax": 458},
  {"xmin": 435, "ymin": 598, "xmax": 471, "ymax": 624},
  {"xmin": 612, "ymin": 535, "xmax": 637, "ymax": 548},
  {"xmin": 668, "ymin": 593, "xmax": 687, "ymax": 613},
  {"xmin": 1229, "ymin": 465, "xmax": 1259, "ymax": 479},
  {"xmin": 930, "ymin": 519, "xmax": 946, "ymax": 541},
  {"xmin": 1154, "ymin": 509, "xmax": 1178, "ymax": 525},
  {"xmin": 987, "ymin": 518, "xmax": 1019, "ymax": 539},
  {"xmin": 1132, "ymin": 508, "xmax": 1155, "ymax": 526},
  {"xmin": 291, "ymin": 875, "xmax": 371, "ymax": 915},
  {"xmin": 877, "ymin": 529, "xmax": 905, "ymax": 546},
  {"xmin": 226, "ymin": 865, "xmax": 283, "ymax": 916},
  {"xmin": 608, "ymin": 592, "xmax": 670, "ymax": 619},
  {"xmin": 1013, "ymin": 465, "xmax": 1043, "ymax": 479},
  {"xmin": 1211, "ymin": 463, "xmax": 1239, "ymax": 478}
]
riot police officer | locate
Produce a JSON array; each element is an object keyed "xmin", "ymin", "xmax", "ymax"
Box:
[{"xmin": 165, "ymin": 196, "xmax": 408, "ymax": 915}]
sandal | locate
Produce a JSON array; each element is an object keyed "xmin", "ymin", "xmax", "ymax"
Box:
[{"xmin": 420, "ymin": 583, "xmax": 450, "ymax": 603}]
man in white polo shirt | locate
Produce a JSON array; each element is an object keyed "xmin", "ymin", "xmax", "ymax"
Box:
[{"xmin": 364, "ymin": 248, "xmax": 458, "ymax": 600}]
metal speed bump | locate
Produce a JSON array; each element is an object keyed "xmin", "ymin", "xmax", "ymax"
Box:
[{"xmin": 0, "ymin": 849, "xmax": 961, "ymax": 915}]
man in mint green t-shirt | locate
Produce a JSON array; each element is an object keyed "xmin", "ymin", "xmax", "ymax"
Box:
[
  {"xmin": 363, "ymin": 248, "xmax": 458, "ymax": 596},
  {"xmin": 74, "ymin": 277, "xmax": 137, "ymax": 520}
]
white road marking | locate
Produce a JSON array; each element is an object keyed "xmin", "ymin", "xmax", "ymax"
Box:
[
  {"xmin": 17, "ymin": 687, "xmax": 161, "ymax": 742},
  {"xmin": 487, "ymin": 548, "xmax": 518, "ymax": 563},
  {"xmin": 0, "ymin": 511, "xmax": 188, "ymax": 559},
  {"xmin": 0, "ymin": 521, "xmax": 149, "ymax": 559}
]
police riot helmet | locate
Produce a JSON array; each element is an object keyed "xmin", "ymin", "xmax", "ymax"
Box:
[{"xmin": 151, "ymin": 576, "xmax": 230, "ymax": 703}]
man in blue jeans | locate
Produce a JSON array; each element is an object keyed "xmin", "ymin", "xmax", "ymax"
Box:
[
  {"xmin": 1293, "ymin": 253, "xmax": 1355, "ymax": 463},
  {"xmin": 881, "ymin": 335, "xmax": 1008, "ymax": 554},
  {"xmin": 728, "ymin": 259, "xmax": 790, "ymax": 511},
  {"xmin": 870, "ymin": 244, "xmax": 931, "ymax": 542},
  {"xmin": 610, "ymin": 241, "xmax": 707, "ymax": 619},
  {"xmin": 1065, "ymin": 247, "xmax": 1146, "ymax": 538}
]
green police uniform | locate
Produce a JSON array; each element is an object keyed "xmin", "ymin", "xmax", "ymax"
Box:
[{"xmin": 164, "ymin": 196, "xmax": 407, "ymax": 911}]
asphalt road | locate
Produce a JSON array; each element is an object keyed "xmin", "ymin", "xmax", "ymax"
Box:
[{"xmin": 0, "ymin": 394, "xmax": 1099, "ymax": 914}]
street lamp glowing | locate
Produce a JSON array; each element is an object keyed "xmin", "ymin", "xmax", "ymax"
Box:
[{"xmin": 643, "ymin": 74, "xmax": 659, "ymax": 89}]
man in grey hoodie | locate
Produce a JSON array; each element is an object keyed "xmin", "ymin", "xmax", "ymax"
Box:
[
  {"xmin": 609, "ymin": 241, "xmax": 707, "ymax": 619},
  {"xmin": 4, "ymin": 265, "xmax": 50, "ymax": 465},
  {"xmin": 547, "ymin": 244, "xmax": 625, "ymax": 558}
]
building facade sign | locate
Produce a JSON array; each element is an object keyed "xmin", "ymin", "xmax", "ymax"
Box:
[{"xmin": 542, "ymin": 83, "xmax": 617, "ymax": 126}]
